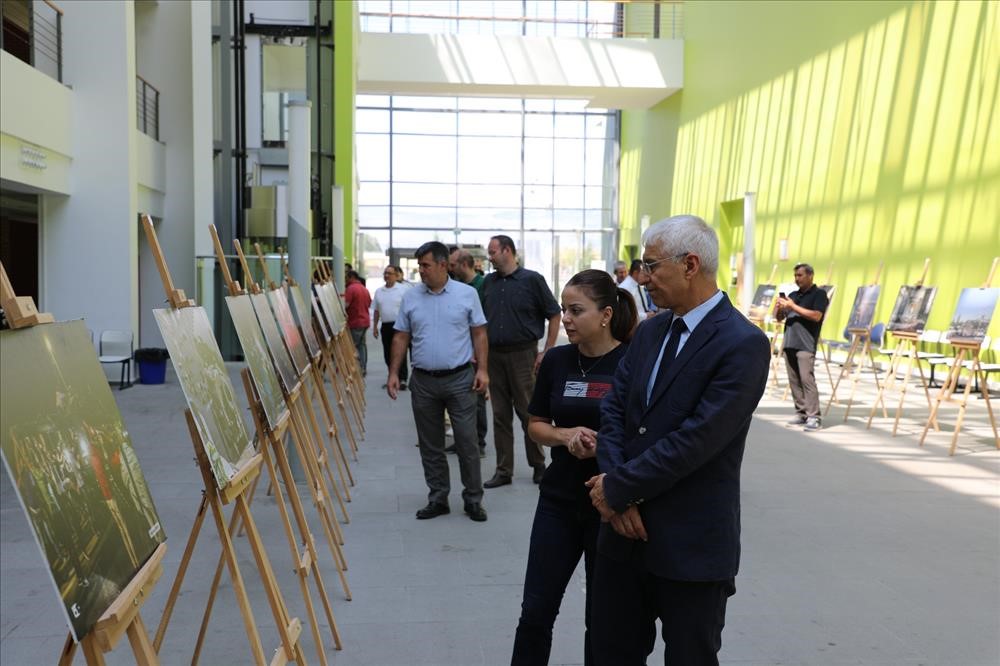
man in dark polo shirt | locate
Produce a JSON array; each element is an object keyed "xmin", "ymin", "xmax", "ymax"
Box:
[
  {"xmin": 483, "ymin": 235, "xmax": 561, "ymax": 487},
  {"xmin": 774, "ymin": 262, "xmax": 829, "ymax": 431}
]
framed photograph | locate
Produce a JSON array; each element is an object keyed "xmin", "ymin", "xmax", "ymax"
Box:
[
  {"xmin": 226, "ymin": 295, "xmax": 286, "ymax": 429},
  {"xmin": 946, "ymin": 287, "xmax": 1000, "ymax": 343},
  {"xmin": 846, "ymin": 285, "xmax": 881, "ymax": 330},
  {"xmin": 311, "ymin": 293, "xmax": 332, "ymax": 344},
  {"xmin": 287, "ymin": 284, "xmax": 321, "ymax": 359},
  {"xmin": 887, "ymin": 285, "xmax": 937, "ymax": 333},
  {"xmin": 267, "ymin": 286, "xmax": 311, "ymax": 375},
  {"xmin": 251, "ymin": 292, "xmax": 300, "ymax": 393},
  {"xmin": 1, "ymin": 320, "xmax": 165, "ymax": 641},
  {"xmin": 748, "ymin": 284, "xmax": 776, "ymax": 320},
  {"xmin": 153, "ymin": 307, "xmax": 255, "ymax": 488}
]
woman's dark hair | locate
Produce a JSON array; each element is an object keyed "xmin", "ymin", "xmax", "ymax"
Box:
[{"xmin": 565, "ymin": 269, "xmax": 638, "ymax": 342}]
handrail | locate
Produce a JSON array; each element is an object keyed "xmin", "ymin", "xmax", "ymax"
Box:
[
  {"xmin": 42, "ymin": 0, "xmax": 63, "ymax": 17},
  {"xmin": 136, "ymin": 75, "xmax": 160, "ymax": 140}
]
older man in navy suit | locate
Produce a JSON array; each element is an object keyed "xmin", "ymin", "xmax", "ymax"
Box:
[{"xmin": 587, "ymin": 215, "xmax": 770, "ymax": 664}]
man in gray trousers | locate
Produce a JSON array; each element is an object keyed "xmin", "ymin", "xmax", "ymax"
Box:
[{"xmin": 387, "ymin": 241, "xmax": 490, "ymax": 521}]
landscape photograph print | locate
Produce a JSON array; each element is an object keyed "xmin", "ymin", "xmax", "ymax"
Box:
[{"xmin": 0, "ymin": 320, "xmax": 165, "ymax": 641}]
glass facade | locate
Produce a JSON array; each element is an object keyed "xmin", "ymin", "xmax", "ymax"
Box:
[{"xmin": 356, "ymin": 94, "xmax": 620, "ymax": 295}]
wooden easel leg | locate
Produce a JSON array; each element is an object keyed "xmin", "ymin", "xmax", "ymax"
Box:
[
  {"xmin": 843, "ymin": 338, "xmax": 869, "ymax": 421},
  {"xmin": 286, "ymin": 401, "xmax": 353, "ymax": 600},
  {"xmin": 294, "ymin": 392, "xmax": 351, "ymax": 525},
  {"xmin": 59, "ymin": 633, "xmax": 76, "ymax": 666},
  {"xmin": 891, "ymin": 346, "xmax": 917, "ymax": 436},
  {"xmin": 153, "ymin": 494, "xmax": 210, "ymax": 652},
  {"xmin": 204, "ymin": 489, "xmax": 268, "ymax": 665},
  {"xmin": 324, "ymin": 350, "xmax": 360, "ymax": 458},
  {"xmin": 948, "ymin": 360, "xmax": 978, "ymax": 456},
  {"xmin": 125, "ymin": 614, "xmax": 157, "ymax": 666},
  {"xmin": 868, "ymin": 343, "xmax": 905, "ymax": 429},
  {"xmin": 311, "ymin": 364, "xmax": 355, "ymax": 488},
  {"xmin": 301, "ymin": 383, "xmax": 353, "ymax": 514},
  {"xmin": 921, "ymin": 352, "xmax": 963, "ymax": 447},
  {"xmin": 234, "ymin": 494, "xmax": 307, "ymax": 666},
  {"xmin": 976, "ymin": 364, "xmax": 1000, "ymax": 448},
  {"xmin": 826, "ymin": 336, "xmax": 859, "ymax": 416},
  {"xmin": 80, "ymin": 635, "xmax": 106, "ymax": 665},
  {"xmin": 915, "ymin": 359, "xmax": 940, "ymax": 432},
  {"xmin": 268, "ymin": 426, "xmax": 344, "ymax": 651}
]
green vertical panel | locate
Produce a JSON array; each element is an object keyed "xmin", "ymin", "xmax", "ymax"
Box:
[
  {"xmin": 333, "ymin": 0, "xmax": 356, "ymax": 262},
  {"xmin": 620, "ymin": 0, "xmax": 1000, "ymax": 339}
]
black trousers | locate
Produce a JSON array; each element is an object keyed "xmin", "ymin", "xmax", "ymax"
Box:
[
  {"xmin": 380, "ymin": 322, "xmax": 408, "ymax": 382},
  {"xmin": 591, "ymin": 551, "xmax": 735, "ymax": 665},
  {"xmin": 511, "ymin": 494, "xmax": 599, "ymax": 665}
]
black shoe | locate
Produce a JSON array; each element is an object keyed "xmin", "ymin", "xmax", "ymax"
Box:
[
  {"xmin": 483, "ymin": 474, "xmax": 512, "ymax": 489},
  {"xmin": 444, "ymin": 444, "xmax": 457, "ymax": 454},
  {"xmin": 415, "ymin": 503, "xmax": 450, "ymax": 520},
  {"xmin": 532, "ymin": 465, "xmax": 546, "ymax": 484},
  {"xmin": 399, "ymin": 382, "xmax": 407, "ymax": 391},
  {"xmin": 464, "ymin": 503, "xmax": 487, "ymax": 522}
]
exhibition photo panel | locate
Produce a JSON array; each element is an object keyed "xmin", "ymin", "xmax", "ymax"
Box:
[
  {"xmin": 153, "ymin": 307, "xmax": 255, "ymax": 487},
  {"xmin": 251, "ymin": 292, "xmax": 300, "ymax": 393},
  {"xmin": 847, "ymin": 285, "xmax": 881, "ymax": 330},
  {"xmin": 226, "ymin": 295, "xmax": 286, "ymax": 430},
  {"xmin": 946, "ymin": 288, "xmax": 1000, "ymax": 343},
  {"xmin": 287, "ymin": 284, "xmax": 322, "ymax": 359},
  {"xmin": 267, "ymin": 287, "xmax": 312, "ymax": 375},
  {"xmin": 749, "ymin": 284, "xmax": 776, "ymax": 320},
  {"xmin": 887, "ymin": 286, "xmax": 938, "ymax": 333},
  {"xmin": 0, "ymin": 319, "xmax": 165, "ymax": 641}
]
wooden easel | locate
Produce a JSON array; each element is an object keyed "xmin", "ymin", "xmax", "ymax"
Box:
[
  {"xmin": 1, "ymin": 262, "xmax": 165, "ymax": 666},
  {"xmin": 280, "ymin": 250, "xmax": 357, "ymax": 486},
  {"xmin": 919, "ymin": 259, "xmax": 1000, "ymax": 454},
  {"xmin": 866, "ymin": 259, "xmax": 939, "ymax": 436},
  {"xmin": 232, "ymin": 241, "xmax": 354, "ymax": 572},
  {"xmin": 140, "ymin": 216, "xmax": 305, "ymax": 666},
  {"xmin": 202, "ymin": 226, "xmax": 343, "ymax": 663},
  {"xmin": 305, "ymin": 273, "xmax": 362, "ymax": 458},
  {"xmin": 312, "ymin": 260, "xmax": 366, "ymax": 433},
  {"xmin": 825, "ymin": 264, "xmax": 886, "ymax": 422},
  {"xmin": 309, "ymin": 263, "xmax": 364, "ymax": 432},
  {"xmin": 257, "ymin": 244, "xmax": 355, "ymax": 497},
  {"xmin": 238, "ymin": 242, "xmax": 352, "ymax": 523},
  {"xmin": 749, "ymin": 265, "xmax": 783, "ymax": 391}
]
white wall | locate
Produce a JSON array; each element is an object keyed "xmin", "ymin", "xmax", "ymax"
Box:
[
  {"xmin": 43, "ymin": 1, "xmax": 139, "ymax": 343},
  {"xmin": 0, "ymin": 52, "xmax": 73, "ymax": 194},
  {"xmin": 133, "ymin": 0, "xmax": 214, "ymax": 347}
]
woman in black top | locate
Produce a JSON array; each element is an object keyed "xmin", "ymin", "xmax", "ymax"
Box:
[{"xmin": 511, "ymin": 269, "xmax": 637, "ymax": 665}]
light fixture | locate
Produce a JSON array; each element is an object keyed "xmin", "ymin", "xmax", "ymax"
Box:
[{"xmin": 779, "ymin": 238, "xmax": 789, "ymax": 261}]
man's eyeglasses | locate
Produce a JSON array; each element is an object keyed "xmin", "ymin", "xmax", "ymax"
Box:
[{"xmin": 640, "ymin": 253, "xmax": 688, "ymax": 274}]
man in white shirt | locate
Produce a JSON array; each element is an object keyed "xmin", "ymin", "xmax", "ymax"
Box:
[
  {"xmin": 619, "ymin": 259, "xmax": 654, "ymax": 318},
  {"xmin": 373, "ymin": 265, "xmax": 412, "ymax": 389}
]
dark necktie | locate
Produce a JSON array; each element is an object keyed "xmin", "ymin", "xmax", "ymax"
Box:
[{"xmin": 654, "ymin": 317, "xmax": 688, "ymax": 389}]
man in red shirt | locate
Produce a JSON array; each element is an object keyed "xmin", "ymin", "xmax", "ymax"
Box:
[{"xmin": 344, "ymin": 270, "xmax": 372, "ymax": 376}]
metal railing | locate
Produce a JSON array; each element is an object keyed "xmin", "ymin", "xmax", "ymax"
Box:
[
  {"xmin": 358, "ymin": 0, "xmax": 683, "ymax": 40},
  {"xmin": 0, "ymin": 0, "xmax": 63, "ymax": 81},
  {"xmin": 136, "ymin": 75, "xmax": 160, "ymax": 140}
]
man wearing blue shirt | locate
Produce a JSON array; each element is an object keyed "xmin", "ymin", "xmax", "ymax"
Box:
[{"xmin": 388, "ymin": 241, "xmax": 490, "ymax": 522}]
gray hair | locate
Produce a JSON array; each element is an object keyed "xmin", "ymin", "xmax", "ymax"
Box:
[
  {"xmin": 613, "ymin": 260, "xmax": 627, "ymax": 271},
  {"xmin": 641, "ymin": 215, "xmax": 719, "ymax": 277},
  {"xmin": 794, "ymin": 262, "xmax": 814, "ymax": 275}
]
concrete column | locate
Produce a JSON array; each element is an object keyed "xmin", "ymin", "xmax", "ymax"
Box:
[
  {"xmin": 286, "ymin": 100, "xmax": 312, "ymax": 305},
  {"xmin": 330, "ymin": 185, "xmax": 345, "ymax": 293}
]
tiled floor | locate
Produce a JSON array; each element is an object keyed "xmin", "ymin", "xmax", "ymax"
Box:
[{"xmin": 2, "ymin": 353, "xmax": 998, "ymax": 665}]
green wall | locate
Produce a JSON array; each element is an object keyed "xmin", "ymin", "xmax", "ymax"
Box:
[
  {"xmin": 333, "ymin": 0, "xmax": 356, "ymax": 262},
  {"xmin": 620, "ymin": 0, "xmax": 1000, "ymax": 339}
]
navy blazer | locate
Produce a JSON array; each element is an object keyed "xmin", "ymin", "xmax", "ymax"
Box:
[{"xmin": 597, "ymin": 294, "xmax": 770, "ymax": 581}]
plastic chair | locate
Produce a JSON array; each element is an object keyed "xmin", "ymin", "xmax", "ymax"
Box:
[{"xmin": 99, "ymin": 329, "xmax": 133, "ymax": 390}]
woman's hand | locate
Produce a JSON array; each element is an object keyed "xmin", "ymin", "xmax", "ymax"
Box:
[{"xmin": 565, "ymin": 427, "xmax": 597, "ymax": 459}]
